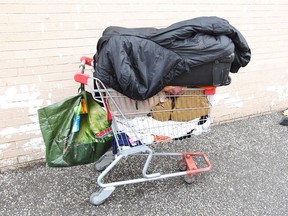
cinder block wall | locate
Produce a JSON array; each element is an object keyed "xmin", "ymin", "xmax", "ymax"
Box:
[{"xmin": 1, "ymin": 0, "xmax": 288, "ymax": 170}]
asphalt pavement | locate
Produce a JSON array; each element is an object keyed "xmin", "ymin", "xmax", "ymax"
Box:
[{"xmin": 0, "ymin": 111, "xmax": 288, "ymax": 216}]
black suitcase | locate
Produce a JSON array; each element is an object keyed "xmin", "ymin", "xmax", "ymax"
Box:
[{"xmin": 168, "ymin": 53, "xmax": 234, "ymax": 87}]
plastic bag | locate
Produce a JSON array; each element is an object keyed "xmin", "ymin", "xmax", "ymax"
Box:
[{"xmin": 38, "ymin": 90, "xmax": 112, "ymax": 167}]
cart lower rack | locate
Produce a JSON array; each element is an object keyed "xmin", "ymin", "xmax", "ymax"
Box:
[{"xmin": 74, "ymin": 57, "xmax": 213, "ymax": 205}]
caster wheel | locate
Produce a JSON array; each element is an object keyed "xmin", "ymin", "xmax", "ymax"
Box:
[
  {"xmin": 178, "ymin": 160, "xmax": 187, "ymax": 171},
  {"xmin": 90, "ymin": 191, "xmax": 106, "ymax": 205},
  {"xmin": 90, "ymin": 186, "xmax": 116, "ymax": 205},
  {"xmin": 94, "ymin": 163, "xmax": 106, "ymax": 172},
  {"xmin": 184, "ymin": 174, "xmax": 197, "ymax": 184},
  {"xmin": 94, "ymin": 154, "xmax": 114, "ymax": 172}
]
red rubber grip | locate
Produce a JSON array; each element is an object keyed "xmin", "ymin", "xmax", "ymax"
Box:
[
  {"xmin": 74, "ymin": 73, "xmax": 89, "ymax": 85},
  {"xmin": 80, "ymin": 56, "xmax": 93, "ymax": 66}
]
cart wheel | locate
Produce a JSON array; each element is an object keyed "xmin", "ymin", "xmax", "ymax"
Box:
[
  {"xmin": 184, "ymin": 174, "xmax": 197, "ymax": 184},
  {"xmin": 90, "ymin": 191, "xmax": 106, "ymax": 205},
  {"xmin": 90, "ymin": 186, "xmax": 116, "ymax": 205},
  {"xmin": 94, "ymin": 163, "xmax": 106, "ymax": 172},
  {"xmin": 94, "ymin": 154, "xmax": 114, "ymax": 172},
  {"xmin": 178, "ymin": 160, "xmax": 187, "ymax": 171}
]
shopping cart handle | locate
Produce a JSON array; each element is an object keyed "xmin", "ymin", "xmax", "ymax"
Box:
[
  {"xmin": 74, "ymin": 73, "xmax": 89, "ymax": 85},
  {"xmin": 80, "ymin": 56, "xmax": 93, "ymax": 66}
]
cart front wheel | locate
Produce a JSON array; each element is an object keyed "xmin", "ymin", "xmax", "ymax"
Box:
[
  {"xmin": 178, "ymin": 160, "xmax": 187, "ymax": 171},
  {"xmin": 184, "ymin": 174, "xmax": 197, "ymax": 184}
]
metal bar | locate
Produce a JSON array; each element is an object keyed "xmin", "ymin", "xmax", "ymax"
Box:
[
  {"xmin": 97, "ymin": 167, "xmax": 209, "ymax": 188},
  {"xmin": 97, "ymin": 154, "xmax": 124, "ymax": 188},
  {"xmin": 142, "ymin": 148, "xmax": 161, "ymax": 178}
]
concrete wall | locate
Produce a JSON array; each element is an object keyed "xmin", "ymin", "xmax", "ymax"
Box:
[{"xmin": 1, "ymin": 0, "xmax": 288, "ymax": 171}]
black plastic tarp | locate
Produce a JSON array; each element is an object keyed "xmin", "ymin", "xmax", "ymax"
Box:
[{"xmin": 94, "ymin": 16, "xmax": 251, "ymax": 100}]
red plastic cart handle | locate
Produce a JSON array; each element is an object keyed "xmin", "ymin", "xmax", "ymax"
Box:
[
  {"xmin": 80, "ymin": 56, "xmax": 93, "ymax": 66},
  {"xmin": 74, "ymin": 73, "xmax": 89, "ymax": 85},
  {"xmin": 74, "ymin": 56, "xmax": 94, "ymax": 84}
]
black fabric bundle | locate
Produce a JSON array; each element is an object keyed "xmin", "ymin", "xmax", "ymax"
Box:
[{"xmin": 94, "ymin": 16, "xmax": 251, "ymax": 100}]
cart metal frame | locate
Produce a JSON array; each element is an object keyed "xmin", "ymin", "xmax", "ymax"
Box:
[{"xmin": 74, "ymin": 57, "xmax": 212, "ymax": 205}]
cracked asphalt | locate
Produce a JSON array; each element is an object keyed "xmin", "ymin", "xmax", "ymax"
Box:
[{"xmin": 0, "ymin": 112, "xmax": 287, "ymax": 216}]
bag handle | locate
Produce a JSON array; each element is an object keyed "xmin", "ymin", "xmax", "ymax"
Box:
[{"xmin": 75, "ymin": 56, "xmax": 112, "ymax": 123}]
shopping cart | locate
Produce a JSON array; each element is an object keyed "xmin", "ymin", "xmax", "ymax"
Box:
[{"xmin": 74, "ymin": 56, "xmax": 213, "ymax": 205}]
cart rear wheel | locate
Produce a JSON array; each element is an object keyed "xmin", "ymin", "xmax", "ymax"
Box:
[
  {"xmin": 94, "ymin": 154, "xmax": 114, "ymax": 172},
  {"xmin": 90, "ymin": 191, "xmax": 106, "ymax": 205},
  {"xmin": 90, "ymin": 186, "xmax": 115, "ymax": 205},
  {"xmin": 94, "ymin": 163, "xmax": 106, "ymax": 172}
]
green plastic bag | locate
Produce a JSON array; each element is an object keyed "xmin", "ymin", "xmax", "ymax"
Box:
[{"xmin": 38, "ymin": 90, "xmax": 113, "ymax": 167}]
